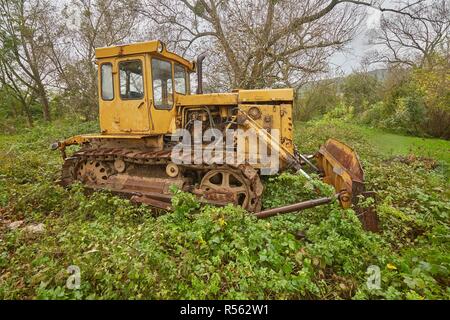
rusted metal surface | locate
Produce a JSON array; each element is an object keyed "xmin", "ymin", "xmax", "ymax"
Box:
[
  {"xmin": 354, "ymin": 191, "xmax": 380, "ymax": 232},
  {"xmin": 193, "ymin": 166, "xmax": 263, "ymax": 212},
  {"xmin": 108, "ymin": 175, "xmax": 185, "ymax": 194},
  {"xmin": 52, "ymin": 38, "xmax": 379, "ymax": 233},
  {"xmin": 74, "ymin": 147, "xmax": 173, "ymax": 165},
  {"xmin": 131, "ymin": 195, "xmax": 173, "ymax": 210},
  {"xmin": 200, "ymin": 169, "xmax": 251, "ymax": 209},
  {"xmin": 89, "ymin": 186, "xmax": 230, "ymax": 210},
  {"xmin": 76, "ymin": 160, "xmax": 111, "ymax": 185},
  {"xmin": 254, "ymin": 195, "xmax": 336, "ymax": 219},
  {"xmin": 201, "ymin": 188, "xmax": 237, "ymax": 204},
  {"xmin": 357, "ymin": 206, "xmax": 380, "ymax": 232},
  {"xmin": 196, "ymin": 53, "xmax": 207, "ymax": 94},
  {"xmin": 314, "ymin": 139, "xmax": 380, "ymax": 231},
  {"xmin": 61, "ymin": 146, "xmax": 179, "ymax": 203},
  {"xmin": 316, "ymin": 139, "xmax": 365, "ymax": 208},
  {"xmin": 60, "ymin": 145, "xmax": 264, "ymax": 212},
  {"xmin": 322, "ymin": 139, "xmax": 364, "ymax": 182},
  {"xmin": 255, "ymin": 190, "xmax": 379, "ymax": 232},
  {"xmin": 58, "ymin": 136, "xmax": 377, "ymax": 230}
]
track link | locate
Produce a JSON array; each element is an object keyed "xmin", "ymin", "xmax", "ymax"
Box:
[{"xmin": 59, "ymin": 146, "xmax": 264, "ymax": 212}]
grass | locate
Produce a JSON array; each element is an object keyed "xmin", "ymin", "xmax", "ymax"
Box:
[
  {"xmin": 355, "ymin": 125, "xmax": 450, "ymax": 166},
  {"xmin": 0, "ymin": 118, "xmax": 449, "ymax": 300},
  {"xmin": 295, "ymin": 120, "xmax": 449, "ymax": 183}
]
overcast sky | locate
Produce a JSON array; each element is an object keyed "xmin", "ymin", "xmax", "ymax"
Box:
[{"xmin": 329, "ymin": 7, "xmax": 382, "ymax": 74}]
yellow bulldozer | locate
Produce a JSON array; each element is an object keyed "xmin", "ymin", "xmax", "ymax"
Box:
[{"xmin": 51, "ymin": 40, "xmax": 377, "ymax": 230}]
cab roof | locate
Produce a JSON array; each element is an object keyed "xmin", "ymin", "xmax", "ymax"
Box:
[{"xmin": 95, "ymin": 40, "xmax": 195, "ymax": 72}]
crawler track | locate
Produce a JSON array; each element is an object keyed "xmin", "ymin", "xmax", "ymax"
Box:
[{"xmin": 60, "ymin": 146, "xmax": 263, "ymax": 212}]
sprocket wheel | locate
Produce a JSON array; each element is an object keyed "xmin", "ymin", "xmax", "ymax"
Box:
[
  {"xmin": 200, "ymin": 167, "xmax": 262, "ymax": 212},
  {"xmin": 75, "ymin": 160, "xmax": 111, "ymax": 186}
]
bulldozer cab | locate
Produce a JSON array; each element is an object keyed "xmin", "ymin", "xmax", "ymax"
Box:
[{"xmin": 95, "ymin": 41, "xmax": 195, "ymax": 135}]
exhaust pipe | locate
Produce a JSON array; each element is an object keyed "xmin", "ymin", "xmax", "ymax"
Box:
[{"xmin": 196, "ymin": 53, "xmax": 207, "ymax": 94}]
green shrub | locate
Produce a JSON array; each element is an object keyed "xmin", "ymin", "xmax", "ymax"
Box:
[
  {"xmin": 295, "ymin": 80, "xmax": 340, "ymax": 121},
  {"xmin": 0, "ymin": 119, "xmax": 448, "ymax": 300},
  {"xmin": 359, "ymin": 101, "xmax": 386, "ymax": 126},
  {"xmin": 342, "ymin": 73, "xmax": 382, "ymax": 114}
]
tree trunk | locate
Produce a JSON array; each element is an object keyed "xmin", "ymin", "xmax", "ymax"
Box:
[
  {"xmin": 36, "ymin": 83, "xmax": 51, "ymax": 122},
  {"xmin": 20, "ymin": 96, "xmax": 33, "ymax": 127},
  {"xmin": 41, "ymin": 95, "xmax": 51, "ymax": 122},
  {"xmin": 11, "ymin": 102, "xmax": 18, "ymax": 118},
  {"xmin": 23, "ymin": 103, "xmax": 33, "ymax": 127}
]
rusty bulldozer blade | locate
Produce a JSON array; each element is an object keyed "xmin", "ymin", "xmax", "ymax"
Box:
[
  {"xmin": 316, "ymin": 139, "xmax": 365, "ymax": 208},
  {"xmin": 354, "ymin": 191, "xmax": 380, "ymax": 232},
  {"xmin": 315, "ymin": 139, "xmax": 379, "ymax": 231},
  {"xmin": 256, "ymin": 139, "xmax": 379, "ymax": 232},
  {"xmin": 290, "ymin": 139, "xmax": 378, "ymax": 231}
]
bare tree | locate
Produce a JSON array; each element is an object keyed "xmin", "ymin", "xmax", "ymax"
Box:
[
  {"xmin": 54, "ymin": 0, "xmax": 141, "ymax": 120},
  {"xmin": 2, "ymin": 0, "xmax": 438, "ymax": 123},
  {"xmin": 0, "ymin": 61, "xmax": 35, "ymax": 126},
  {"xmin": 140, "ymin": 0, "xmax": 367, "ymax": 90},
  {"xmin": 0, "ymin": 0, "xmax": 57, "ymax": 121},
  {"xmin": 367, "ymin": 0, "xmax": 450, "ymax": 68},
  {"xmin": 138, "ymin": 0, "xmax": 434, "ymax": 91}
]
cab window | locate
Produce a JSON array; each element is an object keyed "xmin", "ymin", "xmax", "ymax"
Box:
[
  {"xmin": 174, "ymin": 64, "xmax": 187, "ymax": 95},
  {"xmin": 152, "ymin": 58, "xmax": 174, "ymax": 109},
  {"xmin": 101, "ymin": 63, "xmax": 114, "ymax": 101},
  {"xmin": 119, "ymin": 60, "xmax": 144, "ymax": 100}
]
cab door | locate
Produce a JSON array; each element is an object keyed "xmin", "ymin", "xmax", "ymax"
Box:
[
  {"xmin": 98, "ymin": 60, "xmax": 117, "ymax": 133},
  {"xmin": 149, "ymin": 57, "xmax": 177, "ymax": 134},
  {"xmin": 116, "ymin": 55, "xmax": 150, "ymax": 133}
]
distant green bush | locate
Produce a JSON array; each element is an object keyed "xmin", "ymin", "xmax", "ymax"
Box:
[
  {"xmin": 296, "ymin": 59, "xmax": 449, "ymax": 139},
  {"xmin": 342, "ymin": 73, "xmax": 382, "ymax": 114},
  {"xmin": 295, "ymin": 80, "xmax": 340, "ymax": 121}
]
